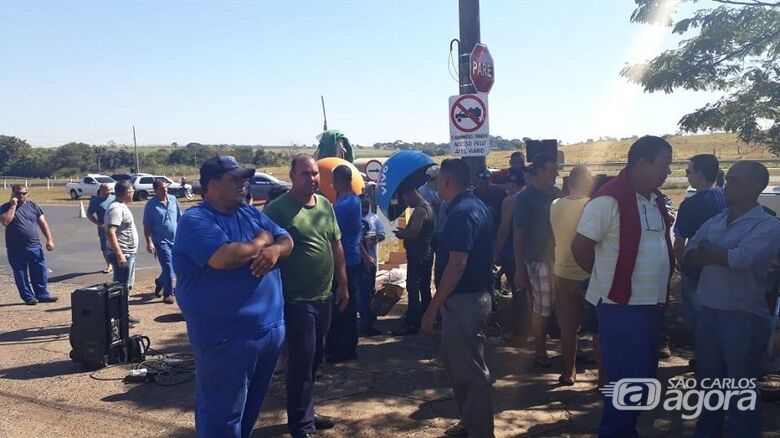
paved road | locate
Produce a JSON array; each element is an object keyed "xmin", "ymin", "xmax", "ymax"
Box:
[{"xmin": 0, "ymin": 204, "xmax": 160, "ymax": 290}]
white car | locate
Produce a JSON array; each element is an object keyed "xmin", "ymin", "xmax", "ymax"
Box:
[
  {"xmin": 130, "ymin": 175, "xmax": 194, "ymax": 201},
  {"xmin": 65, "ymin": 174, "xmax": 116, "ymax": 199}
]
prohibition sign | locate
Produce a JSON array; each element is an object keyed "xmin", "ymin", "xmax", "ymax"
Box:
[{"xmin": 450, "ymin": 94, "xmax": 487, "ymax": 133}]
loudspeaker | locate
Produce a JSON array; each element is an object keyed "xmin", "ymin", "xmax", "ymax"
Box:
[
  {"xmin": 526, "ymin": 139, "xmax": 558, "ymax": 163},
  {"xmin": 69, "ymin": 282, "xmax": 129, "ymax": 369}
]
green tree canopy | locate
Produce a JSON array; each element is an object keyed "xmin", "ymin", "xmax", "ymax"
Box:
[
  {"xmin": 622, "ymin": 0, "xmax": 780, "ymax": 153},
  {"xmin": 0, "ymin": 135, "xmax": 32, "ymax": 174}
]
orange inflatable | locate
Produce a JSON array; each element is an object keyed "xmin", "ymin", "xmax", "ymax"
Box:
[{"xmin": 316, "ymin": 157, "xmax": 365, "ymax": 203}]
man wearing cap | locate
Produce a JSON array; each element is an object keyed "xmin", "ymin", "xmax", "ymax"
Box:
[
  {"xmin": 0, "ymin": 184, "xmax": 58, "ymax": 305},
  {"xmin": 474, "ymin": 169, "xmax": 507, "ymax": 230},
  {"xmin": 264, "ymin": 155, "xmax": 348, "ymax": 438},
  {"xmin": 87, "ymin": 183, "xmax": 115, "ymax": 274},
  {"xmin": 513, "ymin": 152, "xmax": 560, "ymax": 367},
  {"xmin": 143, "ymin": 178, "xmax": 182, "ymax": 304},
  {"xmin": 173, "ymin": 155, "xmax": 294, "ymax": 438}
]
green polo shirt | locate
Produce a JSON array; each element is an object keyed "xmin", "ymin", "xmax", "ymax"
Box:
[{"xmin": 264, "ymin": 193, "xmax": 341, "ymax": 302}]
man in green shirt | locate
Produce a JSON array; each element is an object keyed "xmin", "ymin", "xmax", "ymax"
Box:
[{"xmin": 264, "ymin": 154, "xmax": 348, "ymax": 438}]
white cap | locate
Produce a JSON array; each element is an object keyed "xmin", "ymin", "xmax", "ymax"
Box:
[{"xmin": 425, "ymin": 165, "xmax": 440, "ymax": 179}]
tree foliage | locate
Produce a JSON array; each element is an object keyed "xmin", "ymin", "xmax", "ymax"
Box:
[
  {"xmin": 622, "ymin": 0, "xmax": 780, "ymax": 153},
  {"xmin": 0, "ymin": 136, "xmax": 32, "ymax": 174}
]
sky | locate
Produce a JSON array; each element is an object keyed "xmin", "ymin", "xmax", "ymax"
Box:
[{"xmin": 0, "ymin": 1, "xmax": 717, "ymax": 148}]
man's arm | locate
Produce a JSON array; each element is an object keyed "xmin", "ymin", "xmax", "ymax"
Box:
[
  {"xmin": 86, "ymin": 211, "xmax": 100, "ymax": 226},
  {"xmin": 207, "ymin": 230, "xmax": 274, "ymax": 270},
  {"xmin": 331, "ymin": 239, "xmax": 349, "ymax": 311},
  {"xmin": 421, "ymin": 251, "xmax": 469, "ymax": 334},
  {"xmin": 375, "ymin": 218, "xmax": 386, "ymax": 243},
  {"xmin": 37, "ymin": 215, "xmax": 55, "ymax": 251},
  {"xmin": 249, "ymin": 233, "xmax": 294, "ymax": 277},
  {"xmin": 673, "ymin": 238, "xmax": 687, "ymax": 267},
  {"xmin": 0, "ymin": 200, "xmax": 17, "ymax": 226},
  {"xmin": 395, "ymin": 206, "xmax": 425, "ymax": 240},
  {"xmin": 571, "ymin": 233, "xmax": 596, "ymax": 273},
  {"xmin": 144, "ymin": 225, "xmax": 155, "ymax": 254},
  {"xmin": 494, "ymin": 196, "xmax": 514, "ymax": 262},
  {"xmin": 513, "ymin": 228, "xmax": 530, "ymax": 290},
  {"xmin": 105, "ymin": 226, "xmax": 126, "ymax": 267}
]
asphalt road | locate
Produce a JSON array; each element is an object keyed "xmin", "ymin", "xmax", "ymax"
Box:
[{"xmin": 0, "ymin": 204, "xmax": 160, "ymax": 289}]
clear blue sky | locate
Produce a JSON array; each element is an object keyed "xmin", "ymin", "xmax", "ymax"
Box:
[{"xmin": 0, "ymin": 0, "xmax": 715, "ymax": 147}]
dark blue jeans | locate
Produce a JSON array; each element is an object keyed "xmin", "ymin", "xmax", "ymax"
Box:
[
  {"xmin": 357, "ymin": 264, "xmax": 377, "ymax": 331},
  {"xmin": 694, "ymin": 307, "xmax": 770, "ymax": 438},
  {"xmin": 325, "ymin": 264, "xmax": 361, "ymax": 360},
  {"xmin": 597, "ymin": 302, "xmax": 662, "ymax": 438},
  {"xmin": 405, "ymin": 254, "xmax": 433, "ymax": 328},
  {"xmin": 192, "ymin": 324, "xmax": 285, "ymax": 438},
  {"xmin": 285, "ymin": 298, "xmax": 332, "ymax": 437},
  {"xmin": 154, "ymin": 240, "xmax": 175, "ymax": 297},
  {"xmin": 7, "ymin": 245, "xmax": 51, "ymax": 303}
]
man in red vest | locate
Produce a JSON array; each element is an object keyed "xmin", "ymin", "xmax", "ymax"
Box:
[{"xmin": 571, "ymin": 136, "xmax": 674, "ymax": 438}]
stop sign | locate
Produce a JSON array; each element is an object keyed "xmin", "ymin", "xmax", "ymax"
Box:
[{"xmin": 470, "ymin": 43, "xmax": 494, "ymax": 93}]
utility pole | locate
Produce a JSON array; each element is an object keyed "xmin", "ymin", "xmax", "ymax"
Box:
[
  {"xmin": 458, "ymin": 0, "xmax": 486, "ymax": 177},
  {"xmin": 321, "ymin": 95, "xmax": 328, "ymax": 131},
  {"xmin": 132, "ymin": 125, "xmax": 140, "ymax": 173}
]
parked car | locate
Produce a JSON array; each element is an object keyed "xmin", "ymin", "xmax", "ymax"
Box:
[
  {"xmin": 249, "ymin": 172, "xmax": 291, "ymax": 203},
  {"xmin": 130, "ymin": 175, "xmax": 194, "ymax": 201},
  {"xmin": 66, "ymin": 174, "xmax": 116, "ymax": 199}
]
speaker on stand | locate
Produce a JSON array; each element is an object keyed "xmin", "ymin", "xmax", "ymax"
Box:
[{"xmin": 69, "ymin": 282, "xmax": 129, "ymax": 369}]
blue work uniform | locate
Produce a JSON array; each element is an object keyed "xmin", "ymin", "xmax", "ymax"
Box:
[
  {"xmin": 87, "ymin": 194, "xmax": 115, "ymax": 254},
  {"xmin": 173, "ymin": 201, "xmax": 287, "ymax": 438},
  {"xmin": 143, "ymin": 194, "xmax": 182, "ymax": 297},
  {"xmin": 0, "ymin": 200, "xmax": 52, "ymax": 303}
]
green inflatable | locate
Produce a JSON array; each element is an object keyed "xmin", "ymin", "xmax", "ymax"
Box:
[{"xmin": 315, "ymin": 130, "xmax": 354, "ymax": 163}]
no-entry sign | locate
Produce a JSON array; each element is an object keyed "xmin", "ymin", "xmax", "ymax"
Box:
[
  {"xmin": 449, "ymin": 93, "xmax": 490, "ymax": 157},
  {"xmin": 470, "ymin": 43, "xmax": 494, "ymax": 93}
]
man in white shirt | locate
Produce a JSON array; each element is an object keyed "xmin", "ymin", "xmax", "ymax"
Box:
[{"xmin": 571, "ymin": 136, "xmax": 674, "ymax": 438}]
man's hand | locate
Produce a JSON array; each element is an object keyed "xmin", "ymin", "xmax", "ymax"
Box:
[
  {"xmin": 117, "ymin": 253, "xmax": 128, "ymax": 268},
  {"xmin": 252, "ymin": 230, "xmax": 274, "ymax": 252},
  {"xmin": 147, "ymin": 242, "xmax": 156, "ymax": 254},
  {"xmin": 421, "ymin": 307, "xmax": 437, "ymax": 335},
  {"xmin": 365, "ymin": 256, "xmax": 376, "ymax": 268},
  {"xmin": 250, "ymin": 244, "xmax": 281, "ymax": 277},
  {"xmin": 335, "ymin": 283, "xmax": 349, "ymax": 312},
  {"xmin": 9, "ymin": 197, "xmax": 18, "ymax": 207},
  {"xmin": 514, "ymin": 269, "xmax": 530, "ymax": 293},
  {"xmin": 46, "ymin": 240, "xmax": 55, "ymax": 251}
]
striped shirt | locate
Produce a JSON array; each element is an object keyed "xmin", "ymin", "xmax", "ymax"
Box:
[{"xmin": 577, "ymin": 193, "xmax": 671, "ymax": 306}]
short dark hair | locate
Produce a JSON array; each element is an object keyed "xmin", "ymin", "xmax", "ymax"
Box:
[
  {"xmin": 10, "ymin": 184, "xmax": 25, "ymax": 192},
  {"xmin": 152, "ymin": 178, "xmax": 168, "ymax": 191},
  {"xmin": 510, "ymin": 151, "xmax": 525, "ymax": 161},
  {"xmin": 689, "ymin": 154, "xmax": 720, "ymax": 184},
  {"xmin": 529, "ymin": 152, "xmax": 557, "ymax": 175},
  {"xmin": 439, "ymin": 158, "xmax": 470, "ymax": 189},
  {"xmin": 627, "ymin": 136, "xmax": 673, "ymax": 167},
  {"xmin": 291, "ymin": 154, "xmax": 315, "ymax": 172},
  {"xmin": 736, "ymin": 161, "xmax": 770, "ymax": 192},
  {"xmin": 115, "ymin": 180, "xmax": 132, "ymax": 198},
  {"xmin": 333, "ymin": 165, "xmax": 352, "ymax": 184}
]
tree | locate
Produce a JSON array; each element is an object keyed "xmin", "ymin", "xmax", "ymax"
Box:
[
  {"xmin": 622, "ymin": 1, "xmax": 780, "ymax": 153},
  {"xmin": 0, "ymin": 136, "xmax": 32, "ymax": 174}
]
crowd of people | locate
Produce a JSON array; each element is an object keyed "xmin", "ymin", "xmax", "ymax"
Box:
[{"xmin": 2, "ymin": 135, "xmax": 780, "ymax": 438}]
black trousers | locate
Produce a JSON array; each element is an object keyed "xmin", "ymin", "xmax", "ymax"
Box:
[{"xmin": 325, "ymin": 264, "xmax": 362, "ymax": 360}]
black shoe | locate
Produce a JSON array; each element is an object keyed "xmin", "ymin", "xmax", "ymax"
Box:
[
  {"xmin": 154, "ymin": 278, "xmax": 163, "ymax": 297},
  {"xmin": 38, "ymin": 296, "xmax": 59, "ymax": 303},
  {"xmin": 359, "ymin": 327, "xmax": 382, "ymax": 337},
  {"xmin": 326, "ymin": 353, "xmax": 357, "ymax": 364},
  {"xmin": 314, "ymin": 414, "xmax": 335, "ymax": 430},
  {"xmin": 24, "ymin": 299, "xmax": 38, "ymax": 305},
  {"xmin": 390, "ymin": 324, "xmax": 419, "ymax": 336}
]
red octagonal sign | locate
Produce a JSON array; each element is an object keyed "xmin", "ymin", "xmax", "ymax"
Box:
[{"xmin": 470, "ymin": 43, "xmax": 494, "ymax": 93}]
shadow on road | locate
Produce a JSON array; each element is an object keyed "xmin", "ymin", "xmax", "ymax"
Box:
[
  {"xmin": 0, "ymin": 359, "xmax": 85, "ymax": 380},
  {"xmin": 0, "ymin": 324, "xmax": 69, "ymax": 344},
  {"xmin": 49, "ymin": 271, "xmax": 103, "ymax": 283},
  {"xmin": 154, "ymin": 313, "xmax": 185, "ymax": 323}
]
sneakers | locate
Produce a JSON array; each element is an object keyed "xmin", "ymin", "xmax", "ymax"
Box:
[
  {"xmin": 38, "ymin": 296, "xmax": 59, "ymax": 303},
  {"xmin": 314, "ymin": 414, "xmax": 335, "ymax": 430},
  {"xmin": 444, "ymin": 422, "xmax": 467, "ymax": 437},
  {"xmin": 163, "ymin": 295, "xmax": 175, "ymax": 305},
  {"xmin": 24, "ymin": 299, "xmax": 38, "ymax": 305}
]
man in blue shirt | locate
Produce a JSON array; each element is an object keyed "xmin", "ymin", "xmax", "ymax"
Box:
[
  {"xmin": 325, "ymin": 165, "xmax": 364, "ymax": 361},
  {"xmin": 0, "ymin": 184, "xmax": 58, "ymax": 305},
  {"xmin": 173, "ymin": 156, "xmax": 293, "ymax": 438},
  {"xmin": 360, "ymin": 194, "xmax": 384, "ymax": 336},
  {"xmin": 87, "ymin": 183, "xmax": 116, "ymax": 274},
  {"xmin": 422, "ymin": 159, "xmax": 495, "ymax": 438},
  {"xmin": 673, "ymin": 154, "xmax": 726, "ymax": 336},
  {"xmin": 143, "ymin": 178, "xmax": 182, "ymax": 304},
  {"xmin": 684, "ymin": 161, "xmax": 780, "ymax": 437}
]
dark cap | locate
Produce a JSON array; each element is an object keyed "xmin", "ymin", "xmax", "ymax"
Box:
[
  {"xmin": 200, "ymin": 155, "xmax": 255, "ymax": 181},
  {"xmin": 476, "ymin": 169, "xmax": 492, "ymax": 180}
]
